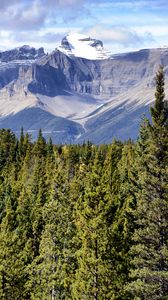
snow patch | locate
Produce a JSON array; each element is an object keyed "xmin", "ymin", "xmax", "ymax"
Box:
[{"xmin": 58, "ymin": 33, "xmax": 112, "ymax": 60}]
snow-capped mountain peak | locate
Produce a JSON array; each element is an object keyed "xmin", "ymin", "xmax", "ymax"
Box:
[{"xmin": 58, "ymin": 33, "xmax": 111, "ymax": 60}]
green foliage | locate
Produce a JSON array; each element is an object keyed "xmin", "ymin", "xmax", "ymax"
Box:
[
  {"xmin": 0, "ymin": 67, "xmax": 167, "ymax": 299},
  {"xmin": 72, "ymin": 150, "xmax": 113, "ymax": 299},
  {"xmin": 126, "ymin": 65, "xmax": 168, "ymax": 299}
]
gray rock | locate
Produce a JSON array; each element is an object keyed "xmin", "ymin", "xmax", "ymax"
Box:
[
  {"xmin": 0, "ymin": 45, "xmax": 45, "ymax": 62},
  {"xmin": 0, "ymin": 42, "xmax": 168, "ymax": 143}
]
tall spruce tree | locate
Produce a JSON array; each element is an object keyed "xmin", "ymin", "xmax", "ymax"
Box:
[
  {"xmin": 72, "ymin": 149, "xmax": 115, "ymax": 299},
  {"xmin": 127, "ymin": 65, "xmax": 168, "ymax": 299},
  {"xmin": 29, "ymin": 160, "xmax": 76, "ymax": 300},
  {"xmin": 0, "ymin": 180, "xmax": 27, "ymax": 300},
  {"xmin": 111, "ymin": 142, "xmax": 138, "ymax": 299}
]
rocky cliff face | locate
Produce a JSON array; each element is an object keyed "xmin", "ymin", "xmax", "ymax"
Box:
[
  {"xmin": 0, "ymin": 45, "xmax": 45, "ymax": 62},
  {"xmin": 0, "ymin": 37, "xmax": 168, "ymax": 143},
  {"xmin": 28, "ymin": 47, "xmax": 168, "ymax": 98},
  {"xmin": 0, "ymin": 45, "xmax": 45, "ymax": 90}
]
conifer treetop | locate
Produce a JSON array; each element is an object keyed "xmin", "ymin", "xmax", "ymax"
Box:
[{"xmin": 151, "ymin": 65, "xmax": 168, "ymax": 127}]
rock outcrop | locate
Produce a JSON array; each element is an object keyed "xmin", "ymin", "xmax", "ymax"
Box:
[{"xmin": 0, "ymin": 35, "xmax": 168, "ymax": 143}]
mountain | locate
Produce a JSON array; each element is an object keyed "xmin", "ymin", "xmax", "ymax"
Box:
[
  {"xmin": 57, "ymin": 33, "xmax": 111, "ymax": 60},
  {"xmin": 0, "ymin": 45, "xmax": 45, "ymax": 62},
  {"xmin": 0, "ymin": 34, "xmax": 168, "ymax": 143}
]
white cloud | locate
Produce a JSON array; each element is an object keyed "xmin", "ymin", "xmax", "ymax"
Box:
[
  {"xmin": 0, "ymin": 0, "xmax": 168, "ymax": 53},
  {"xmin": 0, "ymin": 1, "xmax": 46, "ymax": 30},
  {"xmin": 86, "ymin": 25, "xmax": 142, "ymax": 46},
  {"xmin": 134, "ymin": 25, "xmax": 168, "ymax": 37},
  {"xmin": 0, "ymin": 0, "xmax": 86, "ymax": 31}
]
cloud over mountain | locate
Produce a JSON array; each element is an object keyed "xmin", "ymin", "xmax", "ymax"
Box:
[
  {"xmin": 0, "ymin": 0, "xmax": 168, "ymax": 54},
  {"xmin": 86, "ymin": 26, "xmax": 142, "ymax": 46},
  {"xmin": 0, "ymin": 0, "xmax": 86, "ymax": 31}
]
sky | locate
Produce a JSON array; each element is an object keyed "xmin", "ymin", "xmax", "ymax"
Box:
[{"xmin": 0, "ymin": 0, "xmax": 168, "ymax": 54}]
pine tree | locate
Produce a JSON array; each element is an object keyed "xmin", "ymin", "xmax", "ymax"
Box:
[
  {"xmin": 113, "ymin": 142, "xmax": 138, "ymax": 299},
  {"xmin": 127, "ymin": 66, "xmax": 168, "ymax": 299},
  {"xmin": 30, "ymin": 158, "xmax": 47, "ymax": 258},
  {"xmin": 0, "ymin": 181, "xmax": 27, "ymax": 300},
  {"xmin": 72, "ymin": 149, "xmax": 114, "ymax": 299},
  {"xmin": 29, "ymin": 160, "xmax": 75, "ymax": 299},
  {"xmin": 33, "ymin": 129, "xmax": 47, "ymax": 157},
  {"xmin": 0, "ymin": 129, "xmax": 17, "ymax": 170}
]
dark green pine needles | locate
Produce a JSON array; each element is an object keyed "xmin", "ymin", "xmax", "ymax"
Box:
[{"xmin": 126, "ymin": 65, "xmax": 168, "ymax": 299}]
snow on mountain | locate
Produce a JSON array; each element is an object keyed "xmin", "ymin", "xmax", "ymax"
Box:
[
  {"xmin": 0, "ymin": 36, "xmax": 168, "ymax": 143},
  {"xmin": 58, "ymin": 33, "xmax": 112, "ymax": 60}
]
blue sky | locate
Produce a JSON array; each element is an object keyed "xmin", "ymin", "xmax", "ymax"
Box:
[{"xmin": 0, "ymin": 0, "xmax": 168, "ymax": 54}]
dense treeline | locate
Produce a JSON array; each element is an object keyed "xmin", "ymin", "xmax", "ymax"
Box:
[{"xmin": 0, "ymin": 66, "xmax": 167, "ymax": 299}]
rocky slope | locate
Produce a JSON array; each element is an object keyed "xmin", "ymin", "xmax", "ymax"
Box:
[{"xmin": 0, "ymin": 35, "xmax": 168, "ymax": 143}]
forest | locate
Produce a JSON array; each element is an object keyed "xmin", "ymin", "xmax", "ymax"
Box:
[{"xmin": 0, "ymin": 66, "xmax": 167, "ymax": 300}]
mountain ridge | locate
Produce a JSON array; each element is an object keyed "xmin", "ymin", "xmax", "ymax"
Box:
[{"xmin": 0, "ymin": 35, "xmax": 168, "ymax": 143}]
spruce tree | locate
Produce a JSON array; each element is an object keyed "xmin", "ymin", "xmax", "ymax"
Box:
[
  {"xmin": 33, "ymin": 129, "xmax": 46, "ymax": 157},
  {"xmin": 72, "ymin": 149, "xmax": 114, "ymax": 299},
  {"xmin": 29, "ymin": 160, "xmax": 75, "ymax": 299},
  {"xmin": 127, "ymin": 66, "xmax": 168, "ymax": 299},
  {"xmin": 0, "ymin": 181, "xmax": 27, "ymax": 300},
  {"xmin": 115, "ymin": 142, "xmax": 139, "ymax": 299}
]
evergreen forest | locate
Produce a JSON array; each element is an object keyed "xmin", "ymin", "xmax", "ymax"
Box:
[{"xmin": 0, "ymin": 66, "xmax": 167, "ymax": 299}]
